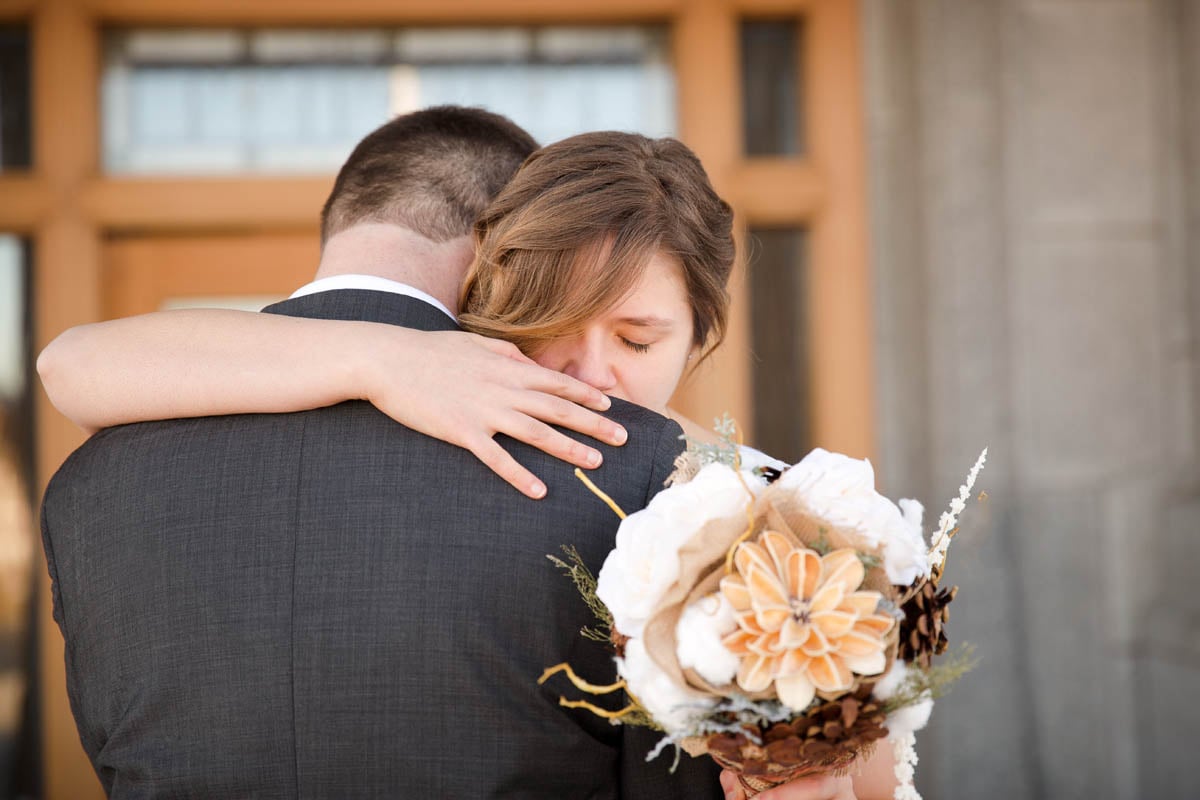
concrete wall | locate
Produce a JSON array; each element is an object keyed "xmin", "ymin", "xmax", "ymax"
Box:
[{"xmin": 864, "ymin": 1, "xmax": 1200, "ymax": 797}]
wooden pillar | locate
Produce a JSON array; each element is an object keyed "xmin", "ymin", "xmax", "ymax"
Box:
[
  {"xmin": 672, "ymin": 0, "xmax": 754, "ymax": 437},
  {"xmin": 32, "ymin": 1, "xmax": 105, "ymax": 797},
  {"xmin": 805, "ymin": 0, "xmax": 875, "ymax": 459}
]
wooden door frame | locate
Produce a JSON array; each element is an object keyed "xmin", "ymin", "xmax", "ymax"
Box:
[{"xmin": 0, "ymin": 1, "xmax": 872, "ymax": 796}]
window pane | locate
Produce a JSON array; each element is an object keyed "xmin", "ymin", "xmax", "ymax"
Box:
[
  {"xmin": 741, "ymin": 20, "xmax": 803, "ymax": 157},
  {"xmin": 0, "ymin": 26, "xmax": 31, "ymax": 170},
  {"xmin": 0, "ymin": 235, "xmax": 38, "ymax": 797},
  {"xmin": 749, "ymin": 228, "xmax": 809, "ymax": 463},
  {"xmin": 103, "ymin": 27, "xmax": 675, "ymax": 175}
]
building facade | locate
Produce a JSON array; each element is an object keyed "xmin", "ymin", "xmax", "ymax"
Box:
[{"xmin": 867, "ymin": 1, "xmax": 1200, "ymax": 797}]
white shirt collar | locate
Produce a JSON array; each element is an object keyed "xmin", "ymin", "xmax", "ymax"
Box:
[{"xmin": 289, "ymin": 274, "xmax": 456, "ymax": 322}]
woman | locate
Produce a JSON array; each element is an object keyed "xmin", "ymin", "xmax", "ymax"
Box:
[{"xmin": 39, "ymin": 132, "xmax": 898, "ymax": 798}]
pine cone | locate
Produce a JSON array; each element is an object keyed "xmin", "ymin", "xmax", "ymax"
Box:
[
  {"xmin": 705, "ymin": 683, "xmax": 889, "ymax": 781},
  {"xmin": 898, "ymin": 577, "xmax": 958, "ymax": 669}
]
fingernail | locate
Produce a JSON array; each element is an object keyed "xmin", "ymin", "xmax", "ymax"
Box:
[
  {"xmin": 530, "ymin": 481, "xmax": 547, "ymax": 499},
  {"xmin": 597, "ymin": 394, "xmax": 612, "ymax": 410},
  {"xmin": 586, "ymin": 450, "xmax": 602, "ymax": 467},
  {"xmin": 612, "ymin": 426, "xmax": 627, "ymax": 445}
]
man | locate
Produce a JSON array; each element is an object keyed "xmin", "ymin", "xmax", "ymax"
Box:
[{"xmin": 40, "ymin": 106, "xmax": 726, "ymax": 797}]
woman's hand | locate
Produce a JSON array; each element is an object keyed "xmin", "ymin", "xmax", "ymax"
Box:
[
  {"xmin": 720, "ymin": 771, "xmax": 858, "ymax": 800},
  {"xmin": 360, "ymin": 330, "xmax": 627, "ymax": 499}
]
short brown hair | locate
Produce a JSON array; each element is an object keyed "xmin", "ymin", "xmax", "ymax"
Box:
[
  {"xmin": 458, "ymin": 132, "xmax": 734, "ymax": 360},
  {"xmin": 320, "ymin": 106, "xmax": 538, "ymax": 245}
]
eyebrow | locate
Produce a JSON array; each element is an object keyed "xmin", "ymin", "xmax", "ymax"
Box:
[{"xmin": 617, "ymin": 316, "xmax": 675, "ymax": 329}]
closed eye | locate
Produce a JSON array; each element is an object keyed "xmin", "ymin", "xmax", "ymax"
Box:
[{"xmin": 620, "ymin": 337, "xmax": 651, "ymax": 353}]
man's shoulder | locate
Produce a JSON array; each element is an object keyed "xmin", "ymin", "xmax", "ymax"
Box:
[
  {"xmin": 604, "ymin": 398, "xmax": 683, "ymax": 454},
  {"xmin": 603, "ymin": 397, "xmax": 675, "ymax": 429},
  {"xmin": 42, "ymin": 409, "xmax": 314, "ymax": 509}
]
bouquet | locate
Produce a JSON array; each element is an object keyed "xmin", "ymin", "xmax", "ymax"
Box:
[{"xmin": 541, "ymin": 424, "xmax": 985, "ymax": 799}]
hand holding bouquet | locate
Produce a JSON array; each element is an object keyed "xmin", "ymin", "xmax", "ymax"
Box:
[{"xmin": 543, "ymin": 431, "xmax": 985, "ymax": 799}]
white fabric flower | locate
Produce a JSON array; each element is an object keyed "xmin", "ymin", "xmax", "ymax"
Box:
[
  {"xmin": 872, "ymin": 659, "xmax": 910, "ymax": 701},
  {"xmin": 779, "ymin": 449, "xmax": 929, "ymax": 585},
  {"xmin": 675, "ymin": 592, "xmax": 739, "ymax": 686},
  {"xmin": 895, "ymin": 498, "xmax": 927, "ymax": 580},
  {"xmin": 875, "ymin": 661, "xmax": 933, "ymax": 736},
  {"xmin": 597, "ymin": 463, "xmax": 756, "ymax": 638},
  {"xmin": 616, "ymin": 637, "xmax": 715, "ymax": 735},
  {"xmin": 736, "ymin": 445, "xmax": 788, "ymax": 477},
  {"xmin": 888, "ymin": 696, "xmax": 933, "ymax": 736}
]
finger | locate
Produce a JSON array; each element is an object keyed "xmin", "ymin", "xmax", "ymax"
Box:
[
  {"xmin": 509, "ymin": 363, "xmax": 613, "ymax": 413},
  {"xmin": 499, "ymin": 413, "xmax": 605, "ymax": 470},
  {"xmin": 474, "ymin": 335, "xmax": 538, "ymax": 366},
  {"xmin": 473, "ymin": 341, "xmax": 613, "ymax": 414},
  {"xmin": 720, "ymin": 770, "xmax": 745, "ymax": 800},
  {"xmin": 756, "ymin": 775, "xmax": 839, "ymax": 800},
  {"xmin": 515, "ymin": 392, "xmax": 627, "ymax": 447},
  {"xmin": 468, "ymin": 437, "xmax": 547, "ymax": 500}
]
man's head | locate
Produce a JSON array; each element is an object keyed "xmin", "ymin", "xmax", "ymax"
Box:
[{"xmin": 320, "ymin": 106, "xmax": 539, "ymax": 246}]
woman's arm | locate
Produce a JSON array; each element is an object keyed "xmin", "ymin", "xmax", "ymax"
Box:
[{"xmin": 38, "ymin": 309, "xmax": 626, "ymax": 499}]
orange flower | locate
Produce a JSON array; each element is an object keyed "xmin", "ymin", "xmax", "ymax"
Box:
[{"xmin": 720, "ymin": 531, "xmax": 895, "ymax": 711}]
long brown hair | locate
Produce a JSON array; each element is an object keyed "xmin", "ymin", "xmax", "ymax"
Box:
[{"xmin": 458, "ymin": 132, "xmax": 734, "ymax": 360}]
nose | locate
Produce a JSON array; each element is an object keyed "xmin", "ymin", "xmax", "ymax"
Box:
[{"xmin": 560, "ymin": 337, "xmax": 617, "ymax": 394}]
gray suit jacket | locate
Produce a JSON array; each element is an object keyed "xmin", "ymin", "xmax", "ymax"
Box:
[{"xmin": 41, "ymin": 289, "xmax": 723, "ymax": 799}]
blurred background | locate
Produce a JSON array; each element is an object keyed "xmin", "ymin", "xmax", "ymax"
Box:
[{"xmin": 0, "ymin": 1, "xmax": 1197, "ymax": 798}]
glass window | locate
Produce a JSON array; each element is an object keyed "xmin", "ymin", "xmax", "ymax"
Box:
[
  {"xmin": 0, "ymin": 235, "xmax": 38, "ymax": 797},
  {"xmin": 741, "ymin": 20, "xmax": 803, "ymax": 157},
  {"xmin": 748, "ymin": 228, "xmax": 809, "ymax": 463},
  {"xmin": 102, "ymin": 26, "xmax": 675, "ymax": 174},
  {"xmin": 0, "ymin": 26, "xmax": 31, "ymax": 170}
]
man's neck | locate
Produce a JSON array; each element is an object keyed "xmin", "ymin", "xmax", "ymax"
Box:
[{"xmin": 315, "ymin": 224, "xmax": 473, "ymax": 314}]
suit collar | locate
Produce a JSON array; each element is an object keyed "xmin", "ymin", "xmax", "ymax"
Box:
[
  {"xmin": 289, "ymin": 275, "xmax": 456, "ymax": 323},
  {"xmin": 262, "ymin": 289, "xmax": 461, "ymax": 333}
]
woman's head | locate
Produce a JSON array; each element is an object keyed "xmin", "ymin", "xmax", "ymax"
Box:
[{"xmin": 458, "ymin": 132, "xmax": 735, "ymax": 411}]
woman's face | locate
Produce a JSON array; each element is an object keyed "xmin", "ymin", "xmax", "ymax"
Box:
[{"xmin": 533, "ymin": 251, "xmax": 697, "ymax": 414}]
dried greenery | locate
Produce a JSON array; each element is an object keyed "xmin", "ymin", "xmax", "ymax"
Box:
[
  {"xmin": 546, "ymin": 545, "xmax": 613, "ymax": 644},
  {"xmin": 680, "ymin": 413, "xmax": 743, "ymax": 470},
  {"xmin": 616, "ymin": 705, "xmax": 660, "ymax": 731},
  {"xmin": 881, "ymin": 643, "xmax": 978, "ymax": 714}
]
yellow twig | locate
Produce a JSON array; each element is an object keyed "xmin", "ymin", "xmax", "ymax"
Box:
[
  {"xmin": 733, "ymin": 422, "xmax": 744, "ymax": 471},
  {"xmin": 541, "ymin": 663, "xmax": 649, "ymax": 723},
  {"xmin": 725, "ymin": 473, "xmax": 758, "ymax": 576},
  {"xmin": 538, "ymin": 663, "xmax": 627, "ymax": 695},
  {"xmin": 724, "ymin": 521, "xmax": 756, "ymax": 575},
  {"xmin": 558, "ymin": 698, "xmax": 641, "ymax": 720},
  {"xmin": 574, "ymin": 468, "xmax": 627, "ymax": 519}
]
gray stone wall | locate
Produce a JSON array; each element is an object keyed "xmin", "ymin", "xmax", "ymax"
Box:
[{"xmin": 864, "ymin": 1, "xmax": 1200, "ymax": 798}]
